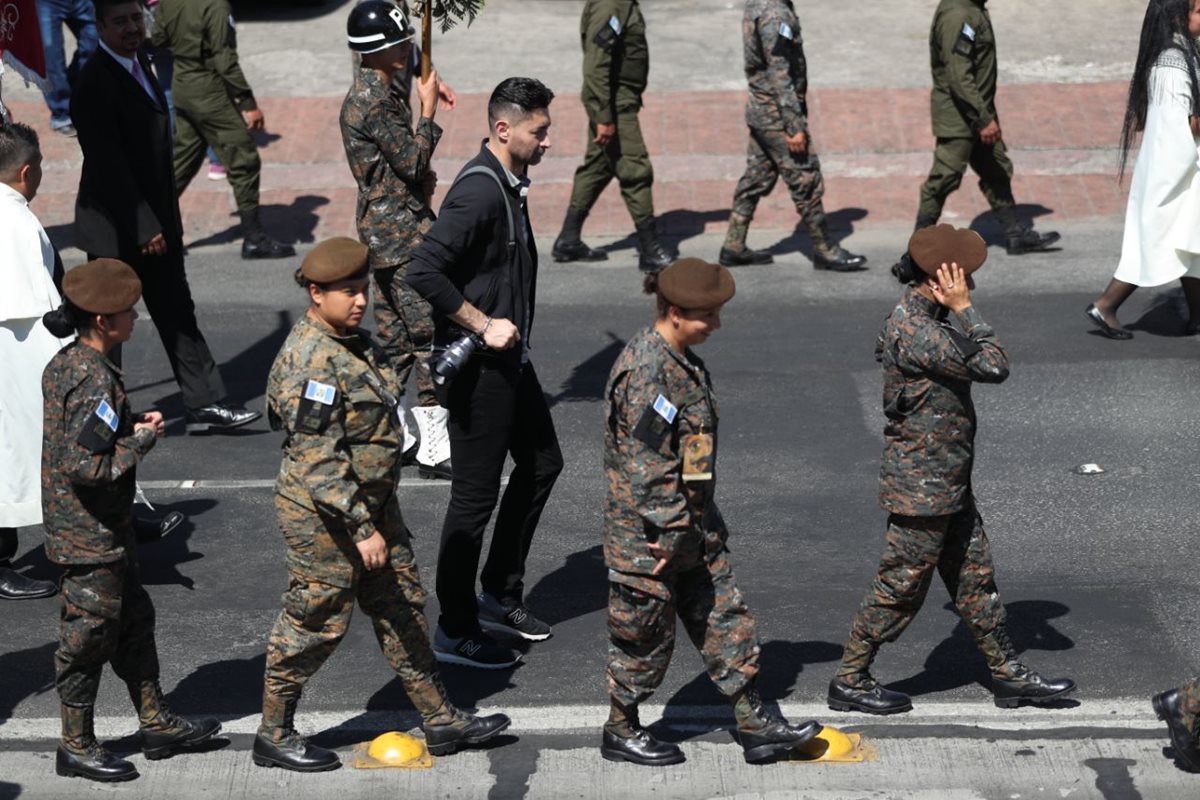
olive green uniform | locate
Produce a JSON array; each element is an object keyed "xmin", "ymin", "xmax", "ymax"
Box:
[
  {"xmin": 151, "ymin": 0, "xmax": 261, "ymax": 215},
  {"xmin": 569, "ymin": 0, "xmax": 655, "ymax": 224},
  {"xmin": 917, "ymin": 0, "xmax": 1015, "ymax": 228}
]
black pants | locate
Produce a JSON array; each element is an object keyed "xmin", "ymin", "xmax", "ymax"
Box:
[
  {"xmin": 0, "ymin": 527, "xmax": 17, "ymax": 564},
  {"xmin": 436, "ymin": 360, "xmax": 563, "ymax": 636},
  {"xmin": 93, "ymin": 248, "xmax": 224, "ymax": 410}
]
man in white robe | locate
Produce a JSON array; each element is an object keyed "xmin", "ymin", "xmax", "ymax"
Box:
[{"xmin": 0, "ymin": 121, "xmax": 66, "ymax": 600}]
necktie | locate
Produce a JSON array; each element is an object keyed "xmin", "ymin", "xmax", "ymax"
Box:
[{"xmin": 130, "ymin": 59, "xmax": 158, "ymax": 103}]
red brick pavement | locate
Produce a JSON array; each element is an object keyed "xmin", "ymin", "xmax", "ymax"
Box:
[{"xmin": 13, "ymin": 81, "xmax": 1130, "ymax": 248}]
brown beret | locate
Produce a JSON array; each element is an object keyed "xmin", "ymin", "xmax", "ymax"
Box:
[
  {"xmin": 62, "ymin": 259, "xmax": 141, "ymax": 314},
  {"xmin": 908, "ymin": 224, "xmax": 988, "ymax": 277},
  {"xmin": 656, "ymin": 258, "xmax": 736, "ymax": 309},
  {"xmin": 301, "ymin": 237, "xmax": 370, "ymax": 283}
]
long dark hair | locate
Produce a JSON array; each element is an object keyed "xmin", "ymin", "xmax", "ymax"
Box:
[{"xmin": 1120, "ymin": 0, "xmax": 1200, "ymax": 177}]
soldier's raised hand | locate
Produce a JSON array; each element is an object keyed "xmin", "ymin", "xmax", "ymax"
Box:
[
  {"xmin": 417, "ymin": 69, "xmax": 440, "ymax": 120},
  {"xmin": 931, "ymin": 263, "xmax": 971, "ymax": 313}
]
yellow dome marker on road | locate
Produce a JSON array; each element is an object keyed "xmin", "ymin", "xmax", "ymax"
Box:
[
  {"xmin": 351, "ymin": 731, "xmax": 433, "ymax": 769},
  {"xmin": 790, "ymin": 726, "xmax": 874, "ymax": 763}
]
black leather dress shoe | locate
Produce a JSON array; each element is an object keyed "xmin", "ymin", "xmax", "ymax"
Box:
[
  {"xmin": 827, "ymin": 678, "xmax": 912, "ymax": 715},
  {"xmin": 1085, "ymin": 304, "xmax": 1133, "ymax": 340},
  {"xmin": 552, "ymin": 238, "xmax": 608, "ymax": 263},
  {"xmin": 718, "ymin": 246, "xmax": 774, "ymax": 267},
  {"xmin": 813, "ymin": 248, "xmax": 868, "ymax": 272},
  {"xmin": 992, "ymin": 670, "xmax": 1076, "ymax": 708},
  {"xmin": 600, "ymin": 727, "xmax": 685, "ymax": 766},
  {"xmin": 0, "ymin": 566, "xmax": 57, "ymax": 600},
  {"xmin": 1006, "ymin": 229, "xmax": 1060, "ymax": 255},
  {"xmin": 242, "ymin": 234, "xmax": 295, "ymax": 260},
  {"xmin": 1153, "ymin": 688, "xmax": 1200, "ymax": 771},
  {"xmin": 252, "ymin": 732, "xmax": 340, "ymax": 772},
  {"xmin": 133, "ymin": 511, "xmax": 185, "ymax": 543},
  {"xmin": 56, "ymin": 744, "xmax": 138, "ymax": 782},
  {"xmin": 739, "ymin": 718, "xmax": 821, "ymax": 764},
  {"xmin": 418, "ymin": 459, "xmax": 453, "ymax": 481},
  {"xmin": 185, "ymin": 404, "xmax": 261, "ymax": 435},
  {"xmin": 423, "ymin": 712, "xmax": 511, "ymax": 756},
  {"xmin": 142, "ymin": 716, "xmax": 221, "ymax": 760}
]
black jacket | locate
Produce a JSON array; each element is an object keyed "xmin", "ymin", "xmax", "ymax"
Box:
[
  {"xmin": 407, "ymin": 142, "xmax": 537, "ymax": 366},
  {"xmin": 71, "ymin": 48, "xmax": 183, "ymax": 258}
]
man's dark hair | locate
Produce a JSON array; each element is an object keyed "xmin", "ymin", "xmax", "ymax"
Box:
[
  {"xmin": 0, "ymin": 122, "xmax": 40, "ymax": 181},
  {"xmin": 487, "ymin": 77, "xmax": 554, "ymax": 127},
  {"xmin": 94, "ymin": 0, "xmax": 143, "ymax": 23}
]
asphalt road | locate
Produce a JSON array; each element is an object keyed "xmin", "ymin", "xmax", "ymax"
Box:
[{"xmin": 2, "ymin": 223, "xmax": 1198, "ymax": 798}]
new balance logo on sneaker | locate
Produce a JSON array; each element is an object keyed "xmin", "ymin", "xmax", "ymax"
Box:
[
  {"xmin": 477, "ymin": 592, "xmax": 553, "ymax": 642},
  {"xmin": 433, "ymin": 627, "xmax": 520, "ymax": 670}
]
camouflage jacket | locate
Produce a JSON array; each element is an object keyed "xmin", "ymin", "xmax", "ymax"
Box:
[
  {"xmin": 151, "ymin": 0, "xmax": 257, "ymax": 111},
  {"xmin": 929, "ymin": 0, "xmax": 997, "ymax": 138},
  {"xmin": 581, "ymin": 0, "xmax": 649, "ymax": 125},
  {"xmin": 604, "ymin": 327, "xmax": 727, "ymax": 585},
  {"xmin": 41, "ymin": 342, "xmax": 156, "ymax": 565},
  {"xmin": 743, "ymin": 0, "xmax": 808, "ymax": 134},
  {"xmin": 340, "ymin": 67, "xmax": 442, "ymax": 270},
  {"xmin": 876, "ymin": 287, "xmax": 1009, "ymax": 516},
  {"xmin": 267, "ymin": 314, "xmax": 403, "ymax": 544}
]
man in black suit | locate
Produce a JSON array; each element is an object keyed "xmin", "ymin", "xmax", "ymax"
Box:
[{"xmin": 71, "ymin": 0, "xmax": 258, "ymax": 433}]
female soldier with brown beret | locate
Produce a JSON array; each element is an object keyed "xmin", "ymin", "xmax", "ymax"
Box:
[
  {"xmin": 42, "ymin": 259, "xmax": 220, "ymax": 783},
  {"xmin": 601, "ymin": 258, "xmax": 822, "ymax": 766}
]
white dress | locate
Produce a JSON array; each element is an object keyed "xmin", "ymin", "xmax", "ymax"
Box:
[
  {"xmin": 0, "ymin": 183, "xmax": 71, "ymax": 528},
  {"xmin": 1115, "ymin": 47, "xmax": 1200, "ymax": 287}
]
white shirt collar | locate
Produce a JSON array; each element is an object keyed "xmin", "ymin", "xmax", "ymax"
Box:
[
  {"xmin": 0, "ymin": 182, "xmax": 29, "ymax": 207},
  {"xmin": 99, "ymin": 39, "xmax": 138, "ymax": 73}
]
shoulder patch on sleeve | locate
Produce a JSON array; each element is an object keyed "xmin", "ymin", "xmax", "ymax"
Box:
[
  {"xmin": 633, "ymin": 403, "xmax": 673, "ymax": 451},
  {"xmin": 296, "ymin": 379, "xmax": 338, "ymax": 434},
  {"xmin": 779, "ymin": 22, "xmax": 795, "ymax": 40},
  {"xmin": 961, "ymin": 22, "xmax": 976, "ymax": 41},
  {"xmin": 593, "ymin": 16, "xmax": 620, "ymax": 51},
  {"xmin": 652, "ymin": 394, "xmax": 678, "ymax": 423},
  {"xmin": 77, "ymin": 398, "xmax": 119, "ymax": 453}
]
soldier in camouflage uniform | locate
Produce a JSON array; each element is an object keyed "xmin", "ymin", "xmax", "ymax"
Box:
[
  {"xmin": 602, "ymin": 258, "xmax": 822, "ymax": 766},
  {"xmin": 827, "ymin": 225, "xmax": 1075, "ymax": 716},
  {"xmin": 42, "ymin": 259, "xmax": 220, "ymax": 783},
  {"xmin": 254, "ymin": 238, "xmax": 510, "ymax": 773},
  {"xmin": 907, "ymin": 0, "xmax": 1058, "ymax": 255},
  {"xmin": 1153, "ymin": 678, "xmax": 1200, "ymax": 772},
  {"xmin": 551, "ymin": 0, "xmax": 673, "ymax": 272},
  {"xmin": 340, "ymin": 0, "xmax": 452, "ymax": 480},
  {"xmin": 720, "ymin": 0, "xmax": 865, "ymax": 272}
]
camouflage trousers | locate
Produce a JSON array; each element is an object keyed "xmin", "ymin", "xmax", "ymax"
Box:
[
  {"xmin": 262, "ymin": 495, "xmax": 447, "ymax": 728},
  {"xmin": 372, "ymin": 263, "xmax": 437, "ymax": 408},
  {"xmin": 607, "ymin": 543, "xmax": 760, "ymax": 708},
  {"xmin": 916, "ymin": 137, "xmax": 1015, "ymax": 227},
  {"xmin": 56, "ymin": 555, "xmax": 160, "ymax": 707},
  {"xmin": 837, "ymin": 502, "xmax": 1012, "ymax": 679},
  {"xmin": 568, "ymin": 111, "xmax": 655, "ymax": 225},
  {"xmin": 1180, "ymin": 677, "xmax": 1200, "ymax": 733},
  {"xmin": 729, "ymin": 126, "xmax": 826, "ymax": 232}
]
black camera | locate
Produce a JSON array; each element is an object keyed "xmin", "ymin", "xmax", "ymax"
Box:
[{"xmin": 431, "ymin": 333, "xmax": 484, "ymax": 386}]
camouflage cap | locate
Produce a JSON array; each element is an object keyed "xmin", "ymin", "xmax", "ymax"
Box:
[
  {"xmin": 908, "ymin": 224, "xmax": 988, "ymax": 277},
  {"xmin": 657, "ymin": 258, "xmax": 736, "ymax": 309},
  {"xmin": 301, "ymin": 237, "xmax": 370, "ymax": 283},
  {"xmin": 62, "ymin": 259, "xmax": 141, "ymax": 314}
]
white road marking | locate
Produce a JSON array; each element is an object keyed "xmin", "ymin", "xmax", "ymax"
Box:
[{"xmin": 137, "ymin": 477, "xmax": 481, "ymax": 490}]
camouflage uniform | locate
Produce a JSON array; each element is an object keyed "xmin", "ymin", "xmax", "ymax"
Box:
[
  {"xmin": 725, "ymin": 0, "xmax": 832, "ymax": 254},
  {"xmin": 834, "ymin": 287, "xmax": 1021, "ymax": 682},
  {"xmin": 340, "ymin": 66, "xmax": 441, "ymax": 406},
  {"xmin": 917, "ymin": 0, "xmax": 1015, "ymax": 228},
  {"xmin": 569, "ymin": 0, "xmax": 655, "ymax": 224},
  {"xmin": 260, "ymin": 314, "xmax": 452, "ymax": 735},
  {"xmin": 603, "ymin": 328, "xmax": 759, "ymax": 708},
  {"xmin": 41, "ymin": 342, "xmax": 160, "ymax": 708}
]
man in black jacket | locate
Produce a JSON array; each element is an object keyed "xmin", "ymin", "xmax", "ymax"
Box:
[
  {"xmin": 408, "ymin": 77, "xmax": 563, "ymax": 669},
  {"xmin": 70, "ymin": 0, "xmax": 258, "ymax": 434}
]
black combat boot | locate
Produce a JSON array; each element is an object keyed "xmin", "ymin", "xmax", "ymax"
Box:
[
  {"xmin": 56, "ymin": 704, "xmax": 139, "ymax": 782},
  {"xmin": 552, "ymin": 207, "xmax": 608, "ymax": 262},
  {"xmin": 252, "ymin": 692, "xmax": 340, "ymax": 772},
  {"xmin": 240, "ymin": 209, "xmax": 296, "ymax": 260},
  {"xmin": 827, "ymin": 638, "xmax": 912, "ymax": 715},
  {"xmin": 719, "ymin": 212, "xmax": 774, "ymax": 266},
  {"xmin": 635, "ymin": 218, "xmax": 673, "ymax": 272},
  {"xmin": 422, "ymin": 708, "xmax": 512, "ymax": 756},
  {"xmin": 1153, "ymin": 688, "xmax": 1200, "ymax": 771},
  {"xmin": 981, "ymin": 628, "xmax": 1076, "ymax": 708},
  {"xmin": 599, "ymin": 699, "xmax": 684, "ymax": 766},
  {"xmin": 129, "ymin": 680, "xmax": 222, "ymax": 760},
  {"xmin": 995, "ymin": 207, "xmax": 1060, "ymax": 255},
  {"xmin": 733, "ymin": 683, "xmax": 821, "ymax": 764},
  {"xmin": 808, "ymin": 216, "xmax": 867, "ymax": 272}
]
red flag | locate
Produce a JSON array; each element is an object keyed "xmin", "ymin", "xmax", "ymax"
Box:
[{"xmin": 0, "ymin": 0, "xmax": 47, "ymax": 87}]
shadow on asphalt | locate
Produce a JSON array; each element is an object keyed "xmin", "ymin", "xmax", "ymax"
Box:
[
  {"xmin": 138, "ymin": 498, "xmax": 219, "ymax": 590},
  {"xmin": 601, "ymin": 208, "xmax": 732, "ymax": 257},
  {"xmin": 0, "ymin": 641, "xmax": 57, "ymax": 727},
  {"xmin": 888, "ymin": 599, "xmax": 1076, "ymax": 699},
  {"xmin": 187, "ymin": 194, "xmax": 328, "ymax": 251},
  {"xmin": 969, "ymin": 203, "xmax": 1057, "ymax": 247},
  {"xmin": 768, "ymin": 206, "xmax": 869, "ymax": 262},
  {"xmin": 1123, "ymin": 287, "xmax": 1195, "ymax": 338},
  {"xmin": 0, "ymin": 781, "xmax": 19, "ymax": 799},
  {"xmin": 524, "ymin": 545, "xmax": 606, "ymax": 627},
  {"xmin": 546, "ymin": 333, "xmax": 626, "ymax": 408},
  {"xmin": 170, "ymin": 652, "xmax": 267, "ymax": 717}
]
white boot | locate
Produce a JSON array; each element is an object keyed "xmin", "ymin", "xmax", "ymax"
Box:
[
  {"xmin": 398, "ymin": 395, "xmax": 418, "ymax": 464},
  {"xmin": 411, "ymin": 405, "xmax": 452, "ymax": 480}
]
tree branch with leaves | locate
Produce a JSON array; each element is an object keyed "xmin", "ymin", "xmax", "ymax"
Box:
[{"xmin": 406, "ymin": 0, "xmax": 484, "ymax": 79}]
